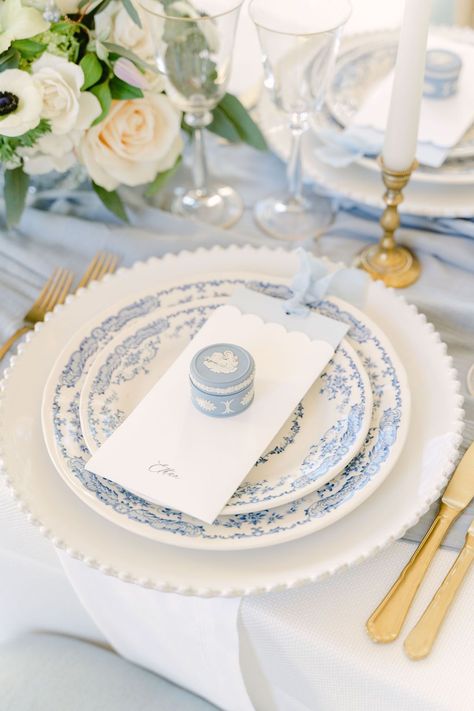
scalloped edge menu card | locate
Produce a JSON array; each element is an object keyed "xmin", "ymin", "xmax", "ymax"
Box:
[{"xmin": 86, "ymin": 288, "xmax": 348, "ymax": 523}]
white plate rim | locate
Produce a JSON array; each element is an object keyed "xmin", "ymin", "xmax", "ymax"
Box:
[
  {"xmin": 40, "ymin": 283, "xmax": 401, "ymax": 551},
  {"xmin": 0, "ymin": 246, "xmax": 464, "ymax": 595}
]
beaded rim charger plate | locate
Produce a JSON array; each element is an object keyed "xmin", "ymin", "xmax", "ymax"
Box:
[{"xmin": 0, "ymin": 247, "xmax": 462, "ymax": 594}]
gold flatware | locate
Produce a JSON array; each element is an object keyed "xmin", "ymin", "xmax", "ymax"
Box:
[
  {"xmin": 404, "ymin": 518, "xmax": 474, "ymax": 659},
  {"xmin": 76, "ymin": 251, "xmax": 119, "ymax": 291},
  {"xmin": 366, "ymin": 442, "xmax": 474, "ymax": 643},
  {"xmin": 0, "ymin": 267, "xmax": 74, "ymax": 362}
]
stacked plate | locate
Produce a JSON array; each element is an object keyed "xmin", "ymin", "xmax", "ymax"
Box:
[
  {"xmin": 0, "ymin": 247, "xmax": 463, "ymax": 594},
  {"xmin": 259, "ymin": 26, "xmax": 474, "ymax": 218}
]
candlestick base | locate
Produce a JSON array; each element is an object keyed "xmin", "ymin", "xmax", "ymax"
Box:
[
  {"xmin": 355, "ymin": 159, "xmax": 421, "ymax": 289},
  {"xmin": 355, "ymin": 243, "xmax": 420, "ymax": 288}
]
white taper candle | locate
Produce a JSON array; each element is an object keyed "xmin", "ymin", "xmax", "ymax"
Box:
[{"xmin": 382, "ymin": 0, "xmax": 432, "ymax": 171}]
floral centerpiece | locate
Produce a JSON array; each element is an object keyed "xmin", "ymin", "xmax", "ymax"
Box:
[{"xmin": 0, "ymin": 0, "xmax": 265, "ymax": 225}]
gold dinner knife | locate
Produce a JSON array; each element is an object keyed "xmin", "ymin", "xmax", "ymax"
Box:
[
  {"xmin": 366, "ymin": 442, "xmax": 474, "ymax": 643},
  {"xmin": 404, "ymin": 518, "xmax": 474, "ymax": 659}
]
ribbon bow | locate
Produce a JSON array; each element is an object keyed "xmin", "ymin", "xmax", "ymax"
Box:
[{"xmin": 284, "ymin": 248, "xmax": 370, "ymax": 317}]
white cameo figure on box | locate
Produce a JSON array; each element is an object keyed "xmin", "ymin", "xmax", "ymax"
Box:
[{"xmin": 203, "ymin": 350, "xmax": 239, "ymax": 374}]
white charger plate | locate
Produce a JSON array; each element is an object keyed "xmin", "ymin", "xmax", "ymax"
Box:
[
  {"xmin": 41, "ymin": 279, "xmax": 403, "ymax": 551},
  {"xmin": 79, "ymin": 300, "xmax": 373, "ymax": 515},
  {"xmin": 0, "ymin": 247, "xmax": 463, "ymax": 594}
]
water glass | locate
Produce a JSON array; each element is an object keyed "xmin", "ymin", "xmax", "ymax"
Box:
[{"xmin": 250, "ymin": 0, "xmax": 351, "ymax": 241}]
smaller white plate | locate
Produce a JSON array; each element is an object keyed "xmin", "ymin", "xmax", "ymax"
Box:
[{"xmin": 79, "ymin": 299, "xmax": 373, "ymax": 515}]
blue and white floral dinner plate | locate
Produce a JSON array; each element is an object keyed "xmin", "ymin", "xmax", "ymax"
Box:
[
  {"xmin": 41, "ymin": 275, "xmax": 410, "ymax": 551},
  {"xmin": 78, "ymin": 299, "xmax": 373, "ymax": 515}
]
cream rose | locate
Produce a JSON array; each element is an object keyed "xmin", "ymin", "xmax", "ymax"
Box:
[
  {"xmin": 0, "ymin": 69, "xmax": 43, "ymax": 137},
  {"xmin": 77, "ymin": 93, "xmax": 183, "ymax": 191},
  {"xmin": 32, "ymin": 53, "xmax": 101, "ymax": 135}
]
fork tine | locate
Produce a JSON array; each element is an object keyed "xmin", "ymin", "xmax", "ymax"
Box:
[
  {"xmin": 41, "ymin": 268, "xmax": 70, "ymax": 315},
  {"xmin": 76, "ymin": 252, "xmax": 104, "ymax": 291},
  {"xmin": 55, "ymin": 270, "xmax": 74, "ymax": 309},
  {"xmin": 25, "ymin": 268, "xmax": 60, "ymax": 320},
  {"xmin": 97, "ymin": 252, "xmax": 119, "ymax": 281},
  {"xmin": 87, "ymin": 254, "xmax": 105, "ymax": 284}
]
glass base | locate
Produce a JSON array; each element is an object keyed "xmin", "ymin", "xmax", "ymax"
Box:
[
  {"xmin": 253, "ymin": 191, "xmax": 334, "ymax": 241},
  {"xmin": 170, "ymin": 184, "xmax": 243, "ymax": 229}
]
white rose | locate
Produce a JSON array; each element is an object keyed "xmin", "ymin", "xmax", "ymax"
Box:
[
  {"xmin": 95, "ymin": 0, "xmax": 159, "ymax": 64},
  {"xmin": 0, "ymin": 69, "xmax": 42, "ymax": 137},
  {"xmin": 77, "ymin": 93, "xmax": 183, "ymax": 191},
  {"xmin": 0, "ymin": 0, "xmax": 49, "ymax": 54},
  {"xmin": 32, "ymin": 53, "xmax": 101, "ymax": 135}
]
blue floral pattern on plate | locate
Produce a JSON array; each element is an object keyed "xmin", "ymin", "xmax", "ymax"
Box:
[
  {"xmin": 44, "ymin": 278, "xmax": 407, "ymax": 550},
  {"xmin": 80, "ymin": 301, "xmax": 371, "ymax": 514}
]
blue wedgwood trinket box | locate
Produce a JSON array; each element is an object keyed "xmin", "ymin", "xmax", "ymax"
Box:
[
  {"xmin": 423, "ymin": 49, "xmax": 462, "ymax": 99},
  {"xmin": 190, "ymin": 343, "xmax": 255, "ymax": 417}
]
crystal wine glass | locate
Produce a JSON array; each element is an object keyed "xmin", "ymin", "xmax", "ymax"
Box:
[
  {"xmin": 249, "ymin": 0, "xmax": 351, "ymax": 241},
  {"xmin": 140, "ymin": 0, "xmax": 244, "ymax": 228}
]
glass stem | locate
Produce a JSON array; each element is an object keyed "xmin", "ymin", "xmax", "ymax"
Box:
[
  {"xmin": 287, "ymin": 114, "xmax": 307, "ymax": 204},
  {"xmin": 185, "ymin": 111, "xmax": 213, "ymax": 196},
  {"xmin": 193, "ymin": 127, "xmax": 208, "ymax": 195}
]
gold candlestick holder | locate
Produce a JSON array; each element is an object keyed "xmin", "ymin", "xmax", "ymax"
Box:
[{"xmin": 355, "ymin": 159, "xmax": 421, "ymax": 288}]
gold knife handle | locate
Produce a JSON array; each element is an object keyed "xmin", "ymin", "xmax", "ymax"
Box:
[
  {"xmin": 366, "ymin": 503, "xmax": 460, "ymax": 643},
  {"xmin": 404, "ymin": 532, "xmax": 474, "ymax": 659},
  {"xmin": 0, "ymin": 325, "xmax": 33, "ymax": 362}
]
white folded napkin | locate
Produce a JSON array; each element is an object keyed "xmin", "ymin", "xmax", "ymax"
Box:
[{"xmin": 317, "ymin": 35, "xmax": 474, "ymax": 168}]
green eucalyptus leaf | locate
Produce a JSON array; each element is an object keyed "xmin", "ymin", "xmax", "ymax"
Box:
[
  {"xmin": 4, "ymin": 167, "xmax": 29, "ymax": 228},
  {"xmin": 11, "ymin": 39, "xmax": 46, "ymax": 58},
  {"xmin": 217, "ymin": 93, "xmax": 267, "ymax": 151},
  {"xmin": 110, "ymin": 76, "xmax": 143, "ymax": 100},
  {"xmin": 208, "ymin": 106, "xmax": 241, "ymax": 143},
  {"xmin": 0, "ymin": 48, "xmax": 20, "ymax": 72},
  {"xmin": 80, "ymin": 52, "xmax": 103, "ymax": 90},
  {"xmin": 121, "ymin": 0, "xmax": 142, "ymax": 27},
  {"xmin": 92, "ymin": 182, "xmax": 129, "ymax": 222},
  {"xmin": 145, "ymin": 156, "xmax": 182, "ymax": 197},
  {"xmin": 90, "ymin": 81, "xmax": 112, "ymax": 124}
]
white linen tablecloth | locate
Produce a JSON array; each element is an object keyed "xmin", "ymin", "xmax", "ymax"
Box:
[{"xmin": 1, "ymin": 131, "xmax": 473, "ymax": 710}]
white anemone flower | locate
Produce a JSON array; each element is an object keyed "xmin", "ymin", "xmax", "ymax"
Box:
[
  {"xmin": 0, "ymin": 69, "xmax": 43, "ymax": 137},
  {"xmin": 0, "ymin": 0, "xmax": 50, "ymax": 54}
]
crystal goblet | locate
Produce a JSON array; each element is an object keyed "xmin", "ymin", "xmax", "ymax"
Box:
[
  {"xmin": 140, "ymin": 0, "xmax": 244, "ymax": 228},
  {"xmin": 249, "ymin": 0, "xmax": 351, "ymax": 241}
]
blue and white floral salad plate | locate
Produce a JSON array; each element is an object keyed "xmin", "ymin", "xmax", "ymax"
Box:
[
  {"xmin": 78, "ymin": 299, "xmax": 373, "ymax": 515},
  {"xmin": 41, "ymin": 275, "xmax": 410, "ymax": 551}
]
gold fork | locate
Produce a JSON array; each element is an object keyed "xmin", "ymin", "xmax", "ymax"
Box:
[
  {"xmin": 0, "ymin": 267, "xmax": 74, "ymax": 361},
  {"xmin": 76, "ymin": 251, "xmax": 119, "ymax": 291}
]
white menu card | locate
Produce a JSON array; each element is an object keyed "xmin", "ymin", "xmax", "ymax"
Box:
[{"xmin": 86, "ymin": 289, "xmax": 348, "ymax": 523}]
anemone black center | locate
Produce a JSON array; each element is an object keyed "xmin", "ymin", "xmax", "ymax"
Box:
[{"xmin": 0, "ymin": 91, "xmax": 19, "ymax": 117}]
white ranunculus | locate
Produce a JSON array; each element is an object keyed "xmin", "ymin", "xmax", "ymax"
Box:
[
  {"xmin": 77, "ymin": 93, "xmax": 183, "ymax": 191},
  {"xmin": 0, "ymin": 69, "xmax": 43, "ymax": 137},
  {"xmin": 0, "ymin": 0, "xmax": 49, "ymax": 54},
  {"xmin": 21, "ymin": 131, "xmax": 79, "ymax": 174},
  {"xmin": 32, "ymin": 53, "xmax": 101, "ymax": 135}
]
